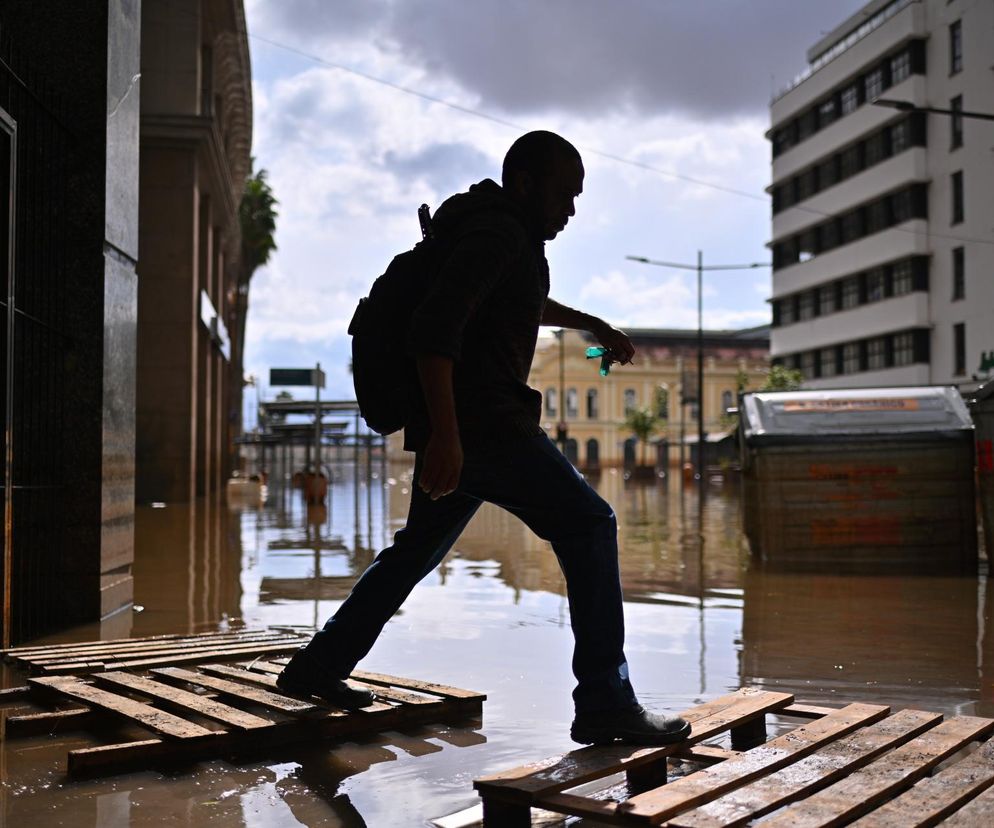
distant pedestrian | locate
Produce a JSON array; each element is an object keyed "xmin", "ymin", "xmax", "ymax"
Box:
[{"xmin": 279, "ymin": 131, "xmax": 690, "ymax": 745}]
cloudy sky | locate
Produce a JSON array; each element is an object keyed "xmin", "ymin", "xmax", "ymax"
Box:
[{"xmin": 241, "ymin": 0, "xmax": 869, "ymax": 408}]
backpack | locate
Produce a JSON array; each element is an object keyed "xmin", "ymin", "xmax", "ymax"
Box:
[{"xmin": 347, "ymin": 205, "xmax": 438, "ymax": 435}]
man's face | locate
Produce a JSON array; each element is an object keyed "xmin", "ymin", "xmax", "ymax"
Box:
[{"xmin": 534, "ymin": 155, "xmax": 584, "ymax": 241}]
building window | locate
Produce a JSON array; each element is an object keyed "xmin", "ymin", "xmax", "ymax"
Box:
[
  {"xmin": 820, "ymin": 347, "xmax": 838, "ymax": 377},
  {"xmin": 841, "ymin": 277, "xmax": 860, "ymax": 310},
  {"xmin": 954, "ymin": 323, "xmax": 966, "ymax": 375},
  {"xmin": 950, "ymin": 96, "xmax": 963, "ymax": 149},
  {"xmin": 721, "ymin": 389, "xmax": 734, "ymax": 413},
  {"xmin": 893, "ymin": 332, "xmax": 914, "ymax": 366},
  {"xmin": 544, "ymin": 388, "xmax": 557, "ymax": 418},
  {"xmin": 819, "ymin": 284, "xmax": 837, "ymax": 316},
  {"xmin": 780, "ymin": 296, "xmax": 795, "ymax": 325},
  {"xmin": 840, "ymin": 83, "xmax": 860, "ymax": 115},
  {"xmin": 867, "ymin": 337, "xmax": 887, "ymax": 371},
  {"xmin": 839, "ymin": 143, "xmax": 863, "ymax": 178},
  {"xmin": 950, "ymin": 20, "xmax": 962, "ymax": 75},
  {"xmin": 892, "ymin": 259, "xmax": 913, "ymax": 295},
  {"xmin": 655, "ymin": 387, "xmax": 669, "ymax": 420},
  {"xmin": 951, "ymin": 171, "xmax": 964, "ymax": 224},
  {"xmin": 840, "ymin": 210, "xmax": 864, "ymax": 244},
  {"xmin": 798, "ymin": 291, "xmax": 815, "ymax": 320},
  {"xmin": 818, "ymin": 157, "xmax": 839, "ymax": 189},
  {"xmin": 890, "ymin": 50, "xmax": 912, "ymax": 85},
  {"xmin": 566, "ymin": 388, "xmax": 578, "ymax": 419},
  {"xmin": 623, "ymin": 388, "xmax": 636, "ymax": 415},
  {"xmin": 843, "ymin": 343, "xmax": 862, "ymax": 374},
  {"xmin": 866, "ymin": 268, "xmax": 886, "ymax": 302},
  {"xmin": 800, "ymin": 351, "xmax": 817, "ymax": 380},
  {"xmin": 864, "ymin": 67, "xmax": 884, "ymax": 101},
  {"xmin": 818, "ymin": 98, "xmax": 837, "ymax": 128},
  {"xmin": 864, "ymin": 131, "xmax": 889, "ymax": 166},
  {"xmin": 891, "ymin": 189, "xmax": 914, "ymax": 223},
  {"xmin": 890, "ymin": 119, "xmax": 911, "ymax": 154},
  {"xmin": 586, "ymin": 388, "xmax": 599, "ymax": 419},
  {"xmin": 820, "ymin": 220, "xmax": 840, "ymax": 251},
  {"xmin": 952, "ymin": 247, "xmax": 965, "ymax": 301},
  {"xmin": 586, "ymin": 438, "xmax": 600, "ymax": 467}
]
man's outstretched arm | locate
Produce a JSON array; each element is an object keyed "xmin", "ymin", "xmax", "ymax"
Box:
[
  {"xmin": 541, "ymin": 298, "xmax": 635, "ymax": 365},
  {"xmin": 416, "ymin": 354, "xmax": 463, "ymax": 500}
]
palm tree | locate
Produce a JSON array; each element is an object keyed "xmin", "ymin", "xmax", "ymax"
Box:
[
  {"xmin": 228, "ymin": 164, "xmax": 278, "ymax": 473},
  {"xmin": 624, "ymin": 406, "xmax": 660, "ymax": 469}
]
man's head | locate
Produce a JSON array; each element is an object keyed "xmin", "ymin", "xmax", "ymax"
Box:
[{"xmin": 502, "ymin": 131, "xmax": 584, "ymax": 241}]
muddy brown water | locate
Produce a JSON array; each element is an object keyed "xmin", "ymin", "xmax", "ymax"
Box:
[{"xmin": 1, "ymin": 463, "xmax": 990, "ymax": 826}]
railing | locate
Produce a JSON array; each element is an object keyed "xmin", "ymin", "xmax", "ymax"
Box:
[{"xmin": 772, "ymin": 0, "xmax": 916, "ymax": 103}]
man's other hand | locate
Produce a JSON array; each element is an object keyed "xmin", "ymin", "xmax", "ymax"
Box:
[
  {"xmin": 592, "ymin": 321, "xmax": 636, "ymax": 366},
  {"xmin": 418, "ymin": 431, "xmax": 464, "ymax": 499}
]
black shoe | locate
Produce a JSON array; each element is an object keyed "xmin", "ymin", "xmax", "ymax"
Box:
[
  {"xmin": 570, "ymin": 704, "xmax": 692, "ymax": 745},
  {"xmin": 275, "ymin": 649, "xmax": 377, "ymax": 710}
]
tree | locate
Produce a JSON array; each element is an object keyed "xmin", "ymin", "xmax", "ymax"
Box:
[
  {"xmin": 623, "ymin": 407, "xmax": 660, "ymax": 468},
  {"xmin": 760, "ymin": 364, "xmax": 804, "ymax": 391},
  {"xmin": 228, "ymin": 164, "xmax": 278, "ymax": 473}
]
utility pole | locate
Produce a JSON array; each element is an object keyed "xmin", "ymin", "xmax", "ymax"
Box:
[{"xmin": 626, "ymin": 254, "xmax": 771, "ymax": 495}]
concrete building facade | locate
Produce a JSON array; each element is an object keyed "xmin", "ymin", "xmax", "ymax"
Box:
[
  {"xmin": 768, "ymin": 0, "xmax": 994, "ymax": 389},
  {"xmin": 136, "ymin": 0, "xmax": 252, "ymax": 503}
]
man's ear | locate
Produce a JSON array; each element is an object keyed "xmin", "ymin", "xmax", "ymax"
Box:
[{"xmin": 506, "ymin": 168, "xmax": 534, "ymax": 200}]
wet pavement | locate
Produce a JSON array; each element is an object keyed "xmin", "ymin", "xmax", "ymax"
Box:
[{"xmin": 1, "ymin": 461, "xmax": 991, "ymax": 826}]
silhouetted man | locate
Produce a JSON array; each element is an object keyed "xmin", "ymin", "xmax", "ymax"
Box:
[{"xmin": 279, "ymin": 131, "xmax": 690, "ymax": 745}]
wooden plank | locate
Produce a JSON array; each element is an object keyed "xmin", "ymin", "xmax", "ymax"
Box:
[
  {"xmin": 351, "ymin": 669, "xmax": 486, "ymax": 701},
  {"xmin": 29, "ymin": 676, "xmax": 219, "ymax": 740},
  {"xmin": 780, "ymin": 704, "xmax": 839, "ymax": 719},
  {"xmin": 938, "ymin": 778, "xmax": 994, "ymax": 827},
  {"xmin": 3, "ymin": 707, "xmax": 99, "ymax": 737},
  {"xmin": 668, "ymin": 709, "xmax": 945, "ymax": 828},
  {"xmin": 0, "ymin": 685, "xmax": 31, "ymax": 701},
  {"xmin": 16, "ymin": 631, "xmax": 300, "ymax": 664},
  {"xmin": 847, "ymin": 737, "xmax": 994, "ymax": 827},
  {"xmin": 93, "ymin": 672, "xmax": 274, "ymax": 731},
  {"xmin": 2, "ymin": 628, "xmax": 281, "ymax": 657},
  {"xmin": 236, "ymin": 661, "xmax": 456, "ymax": 706},
  {"xmin": 757, "ymin": 716, "xmax": 994, "ymax": 828},
  {"xmin": 613, "ymin": 702, "xmax": 890, "ymax": 824},
  {"xmin": 672, "ymin": 745, "xmax": 741, "ymax": 765},
  {"xmin": 40, "ymin": 642, "xmax": 307, "ymax": 675},
  {"xmin": 150, "ymin": 667, "xmax": 323, "ymax": 717},
  {"xmin": 473, "ymin": 688, "xmax": 793, "ymax": 806}
]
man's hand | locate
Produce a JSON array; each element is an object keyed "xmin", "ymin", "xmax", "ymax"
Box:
[
  {"xmin": 591, "ymin": 320, "xmax": 636, "ymax": 366},
  {"xmin": 418, "ymin": 429, "xmax": 463, "ymax": 500}
]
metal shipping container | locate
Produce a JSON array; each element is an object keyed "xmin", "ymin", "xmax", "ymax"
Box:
[{"xmin": 740, "ymin": 387, "xmax": 976, "ymax": 572}]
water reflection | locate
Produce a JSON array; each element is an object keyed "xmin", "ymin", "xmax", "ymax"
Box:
[{"xmin": 0, "ymin": 458, "xmax": 990, "ymax": 827}]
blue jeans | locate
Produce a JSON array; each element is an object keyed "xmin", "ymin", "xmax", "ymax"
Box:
[{"xmin": 304, "ymin": 433, "xmax": 638, "ymax": 713}]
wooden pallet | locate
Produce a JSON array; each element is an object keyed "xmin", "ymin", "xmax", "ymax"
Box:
[
  {"xmin": 0, "ymin": 657, "xmax": 485, "ymax": 778},
  {"xmin": 1, "ymin": 629, "xmax": 312, "ymax": 675},
  {"xmin": 474, "ymin": 687, "xmax": 994, "ymax": 826}
]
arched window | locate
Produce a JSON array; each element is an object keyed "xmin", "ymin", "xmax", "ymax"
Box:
[
  {"xmin": 544, "ymin": 388, "xmax": 557, "ymax": 418},
  {"xmin": 586, "ymin": 388, "xmax": 599, "ymax": 419},
  {"xmin": 721, "ymin": 390, "xmax": 733, "ymax": 414},
  {"xmin": 656, "ymin": 387, "xmax": 669, "ymax": 420},
  {"xmin": 586, "ymin": 438, "xmax": 600, "ymax": 467},
  {"xmin": 566, "ymin": 388, "xmax": 579, "ymax": 418},
  {"xmin": 623, "ymin": 389, "xmax": 637, "ymax": 415}
]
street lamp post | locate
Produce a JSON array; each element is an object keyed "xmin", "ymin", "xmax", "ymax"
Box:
[{"xmin": 626, "ymin": 253, "xmax": 771, "ymax": 493}]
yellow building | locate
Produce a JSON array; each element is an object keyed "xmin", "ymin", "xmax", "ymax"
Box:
[{"xmin": 529, "ymin": 327, "xmax": 770, "ymax": 469}]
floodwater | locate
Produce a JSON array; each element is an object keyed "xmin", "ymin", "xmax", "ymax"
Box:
[{"xmin": 1, "ymin": 460, "xmax": 991, "ymax": 827}]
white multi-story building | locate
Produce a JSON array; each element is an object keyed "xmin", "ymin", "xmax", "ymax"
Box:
[{"xmin": 768, "ymin": 0, "xmax": 994, "ymax": 389}]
